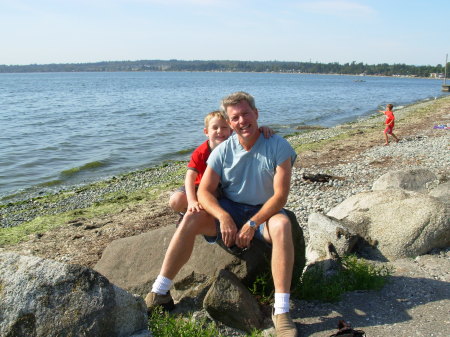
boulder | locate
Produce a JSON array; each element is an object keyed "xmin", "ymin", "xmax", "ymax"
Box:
[
  {"xmin": 203, "ymin": 269, "xmax": 264, "ymax": 333},
  {"xmin": 94, "ymin": 225, "xmax": 265, "ymax": 304},
  {"xmin": 0, "ymin": 252, "xmax": 148, "ymax": 337},
  {"xmin": 327, "ymin": 190, "xmax": 450, "ymax": 260},
  {"xmin": 306, "ymin": 212, "xmax": 359, "ymax": 265},
  {"xmin": 372, "ymin": 168, "xmax": 437, "ymax": 192},
  {"xmin": 94, "ymin": 210, "xmax": 305, "ymax": 310}
]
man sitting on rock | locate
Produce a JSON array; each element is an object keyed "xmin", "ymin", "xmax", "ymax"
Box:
[{"xmin": 145, "ymin": 91, "xmax": 298, "ymax": 337}]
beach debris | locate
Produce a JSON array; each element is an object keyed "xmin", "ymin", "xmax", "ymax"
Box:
[{"xmin": 302, "ymin": 173, "xmax": 345, "ymax": 183}]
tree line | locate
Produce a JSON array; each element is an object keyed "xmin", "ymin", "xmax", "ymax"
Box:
[{"xmin": 0, "ymin": 60, "xmax": 447, "ymax": 77}]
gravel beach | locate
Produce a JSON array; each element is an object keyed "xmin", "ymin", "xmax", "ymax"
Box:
[{"xmin": 1, "ymin": 95, "xmax": 449, "ymax": 337}]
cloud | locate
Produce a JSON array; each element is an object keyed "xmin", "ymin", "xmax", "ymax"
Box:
[{"xmin": 297, "ymin": 0, "xmax": 376, "ymax": 17}]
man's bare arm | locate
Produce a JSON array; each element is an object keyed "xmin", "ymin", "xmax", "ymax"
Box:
[{"xmin": 235, "ymin": 158, "xmax": 292, "ymax": 247}]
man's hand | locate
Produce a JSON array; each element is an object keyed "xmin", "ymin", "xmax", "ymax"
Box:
[
  {"xmin": 220, "ymin": 216, "xmax": 238, "ymax": 247},
  {"xmin": 235, "ymin": 223, "xmax": 255, "ymax": 248},
  {"xmin": 187, "ymin": 201, "xmax": 202, "ymax": 213}
]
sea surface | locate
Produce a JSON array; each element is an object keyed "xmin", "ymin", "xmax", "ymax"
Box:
[{"xmin": 0, "ymin": 71, "xmax": 445, "ymax": 200}]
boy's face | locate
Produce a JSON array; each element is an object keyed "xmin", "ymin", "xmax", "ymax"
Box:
[{"xmin": 204, "ymin": 116, "xmax": 232, "ymax": 149}]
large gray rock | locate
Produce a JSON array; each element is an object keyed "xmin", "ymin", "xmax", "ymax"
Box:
[
  {"xmin": 203, "ymin": 269, "xmax": 264, "ymax": 333},
  {"xmin": 372, "ymin": 168, "xmax": 437, "ymax": 192},
  {"xmin": 94, "ymin": 210, "xmax": 305, "ymax": 309},
  {"xmin": 327, "ymin": 190, "xmax": 450, "ymax": 260},
  {"xmin": 94, "ymin": 225, "xmax": 261, "ymax": 303},
  {"xmin": 306, "ymin": 212, "xmax": 359, "ymax": 265},
  {"xmin": 0, "ymin": 252, "xmax": 148, "ymax": 337}
]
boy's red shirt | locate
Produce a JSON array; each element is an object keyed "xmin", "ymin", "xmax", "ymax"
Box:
[
  {"xmin": 384, "ymin": 110, "xmax": 395, "ymax": 126},
  {"xmin": 187, "ymin": 140, "xmax": 211, "ymax": 186}
]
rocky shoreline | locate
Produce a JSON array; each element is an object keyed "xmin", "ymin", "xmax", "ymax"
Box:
[{"xmin": 4, "ymin": 96, "xmax": 448, "ymax": 243}]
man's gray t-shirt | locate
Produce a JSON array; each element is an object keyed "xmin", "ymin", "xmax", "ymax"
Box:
[{"xmin": 207, "ymin": 133, "xmax": 297, "ymax": 205}]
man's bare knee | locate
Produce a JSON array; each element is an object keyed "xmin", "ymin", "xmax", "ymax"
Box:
[{"xmin": 265, "ymin": 214, "xmax": 292, "ymax": 242}]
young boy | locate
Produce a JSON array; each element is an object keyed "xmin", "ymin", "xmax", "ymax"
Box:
[
  {"xmin": 169, "ymin": 110, "xmax": 273, "ymax": 215},
  {"xmin": 379, "ymin": 103, "xmax": 399, "ymax": 145}
]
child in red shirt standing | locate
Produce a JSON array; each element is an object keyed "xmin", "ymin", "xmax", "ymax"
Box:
[{"xmin": 379, "ymin": 103, "xmax": 399, "ymax": 145}]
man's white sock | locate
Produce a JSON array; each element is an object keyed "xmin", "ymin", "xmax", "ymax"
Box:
[
  {"xmin": 151, "ymin": 275, "xmax": 173, "ymax": 295},
  {"xmin": 274, "ymin": 293, "xmax": 290, "ymax": 315}
]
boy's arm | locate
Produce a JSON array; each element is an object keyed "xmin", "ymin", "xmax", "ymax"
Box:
[
  {"xmin": 198, "ymin": 167, "xmax": 238, "ymax": 247},
  {"xmin": 185, "ymin": 169, "xmax": 201, "ymax": 212}
]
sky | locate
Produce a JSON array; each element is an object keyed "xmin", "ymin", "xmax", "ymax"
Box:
[{"xmin": 1, "ymin": 0, "xmax": 449, "ymax": 66}]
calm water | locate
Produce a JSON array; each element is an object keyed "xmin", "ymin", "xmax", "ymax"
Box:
[{"xmin": 0, "ymin": 72, "xmax": 445, "ymax": 199}]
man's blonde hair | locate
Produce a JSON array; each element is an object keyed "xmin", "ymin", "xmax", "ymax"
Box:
[
  {"xmin": 220, "ymin": 91, "xmax": 257, "ymax": 116},
  {"xmin": 204, "ymin": 110, "xmax": 227, "ymax": 128}
]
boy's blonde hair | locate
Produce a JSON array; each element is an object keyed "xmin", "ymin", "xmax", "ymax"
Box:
[
  {"xmin": 220, "ymin": 91, "xmax": 257, "ymax": 116},
  {"xmin": 204, "ymin": 110, "xmax": 227, "ymax": 128}
]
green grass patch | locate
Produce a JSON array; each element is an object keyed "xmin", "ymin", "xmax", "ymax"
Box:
[
  {"xmin": 148, "ymin": 308, "xmax": 265, "ymax": 337},
  {"xmin": 1, "ymin": 162, "xmax": 187, "ymax": 246},
  {"xmin": 293, "ymin": 255, "xmax": 393, "ymax": 302},
  {"xmin": 0, "ymin": 202, "xmax": 118, "ymax": 246},
  {"xmin": 248, "ymin": 255, "xmax": 392, "ymax": 304},
  {"xmin": 0, "ymin": 186, "xmax": 177, "ymax": 247},
  {"xmin": 249, "ymin": 271, "xmax": 274, "ymax": 305},
  {"xmin": 149, "ymin": 309, "xmax": 222, "ymax": 337}
]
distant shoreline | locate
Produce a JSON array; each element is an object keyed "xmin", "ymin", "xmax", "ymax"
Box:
[
  {"xmin": 0, "ymin": 70, "xmax": 443, "ymax": 81},
  {"xmin": 0, "ymin": 59, "xmax": 445, "ymax": 78}
]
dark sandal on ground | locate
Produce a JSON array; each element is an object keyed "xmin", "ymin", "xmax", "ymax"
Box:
[{"xmin": 329, "ymin": 320, "xmax": 366, "ymax": 337}]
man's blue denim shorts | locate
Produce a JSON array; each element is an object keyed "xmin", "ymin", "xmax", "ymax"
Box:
[{"xmin": 204, "ymin": 197, "xmax": 286, "ymax": 244}]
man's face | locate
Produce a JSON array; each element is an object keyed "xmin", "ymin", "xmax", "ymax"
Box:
[{"xmin": 226, "ymin": 100, "xmax": 259, "ymax": 140}]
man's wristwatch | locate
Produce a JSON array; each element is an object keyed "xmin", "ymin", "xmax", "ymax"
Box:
[{"xmin": 247, "ymin": 220, "xmax": 257, "ymax": 230}]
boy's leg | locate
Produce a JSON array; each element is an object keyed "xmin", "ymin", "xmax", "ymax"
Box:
[
  {"xmin": 391, "ymin": 132, "xmax": 399, "ymax": 142},
  {"xmin": 169, "ymin": 191, "xmax": 188, "ymax": 213}
]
